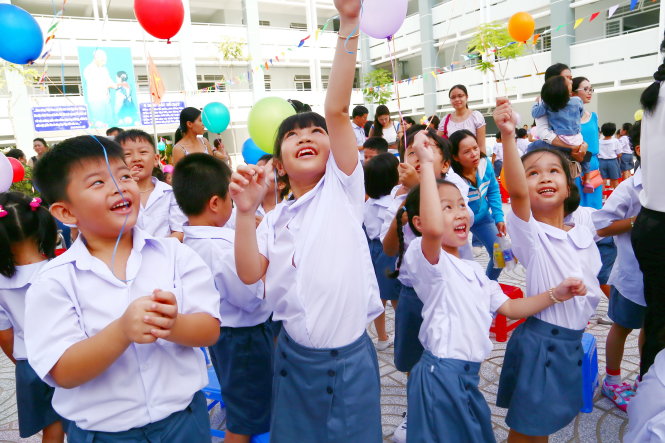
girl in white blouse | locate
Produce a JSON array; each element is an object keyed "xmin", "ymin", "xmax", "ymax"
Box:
[{"xmin": 437, "ymin": 84, "xmax": 487, "ymax": 154}]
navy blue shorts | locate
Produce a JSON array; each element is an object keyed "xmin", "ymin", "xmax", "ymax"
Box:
[
  {"xmin": 619, "ymin": 153, "xmax": 634, "ymax": 172},
  {"xmin": 497, "ymin": 317, "xmax": 584, "ymax": 436},
  {"xmin": 493, "ymin": 160, "xmax": 503, "ymax": 178},
  {"xmin": 608, "ymin": 287, "xmax": 646, "ymax": 330},
  {"xmin": 596, "ymin": 237, "xmax": 617, "ymax": 286},
  {"xmin": 394, "ymin": 285, "xmax": 424, "ymax": 372},
  {"xmin": 599, "ymin": 158, "xmax": 621, "ymax": 180},
  {"xmin": 66, "ymin": 391, "xmax": 210, "ymax": 442},
  {"xmin": 368, "ymin": 238, "xmax": 400, "ymax": 301},
  {"xmin": 15, "ymin": 360, "xmax": 62, "ymax": 438},
  {"xmin": 208, "ymin": 323, "xmax": 273, "ymax": 435}
]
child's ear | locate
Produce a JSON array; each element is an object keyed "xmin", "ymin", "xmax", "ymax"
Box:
[
  {"xmin": 440, "ymin": 160, "xmax": 451, "ymax": 175},
  {"xmin": 635, "ymin": 145, "xmax": 641, "ymax": 157},
  {"xmin": 411, "ymin": 215, "xmax": 424, "ymax": 234},
  {"xmin": 49, "ymin": 202, "xmax": 78, "ymax": 227},
  {"xmin": 153, "ymin": 153, "xmax": 160, "ymax": 168},
  {"xmin": 274, "ymin": 159, "xmax": 287, "ymax": 177}
]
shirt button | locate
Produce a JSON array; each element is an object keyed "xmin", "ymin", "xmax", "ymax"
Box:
[
  {"xmin": 547, "ymin": 345, "xmax": 555, "ymax": 352},
  {"xmin": 281, "ymin": 352, "xmax": 287, "ymax": 359},
  {"xmin": 328, "ymin": 370, "xmax": 336, "ymax": 377},
  {"xmin": 280, "ymin": 369, "xmax": 287, "ymax": 377},
  {"xmin": 578, "ymin": 360, "xmax": 583, "ymax": 366},
  {"xmin": 464, "ymin": 364, "xmax": 470, "ymax": 372},
  {"xmin": 551, "ymin": 329, "xmax": 560, "ymax": 336},
  {"xmin": 330, "ymin": 350, "xmax": 339, "ymax": 357},
  {"xmin": 326, "ymin": 386, "xmax": 333, "ymax": 394},
  {"xmin": 545, "ymin": 360, "xmax": 551, "ymax": 367}
]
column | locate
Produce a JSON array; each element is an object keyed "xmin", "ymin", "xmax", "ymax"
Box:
[
  {"xmin": 549, "ymin": 0, "xmax": 574, "ymax": 66},
  {"xmin": 243, "ymin": 0, "xmax": 265, "ymax": 102},
  {"xmin": 360, "ymin": 33, "xmax": 373, "ymax": 113},
  {"xmin": 179, "ymin": 0, "xmax": 199, "ymax": 100},
  {"xmin": 305, "ymin": 0, "xmax": 322, "ymax": 97},
  {"xmin": 419, "ymin": 0, "xmax": 437, "ymax": 116}
]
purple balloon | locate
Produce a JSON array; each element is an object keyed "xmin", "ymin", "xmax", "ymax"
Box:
[{"xmin": 360, "ymin": 0, "xmax": 408, "ymax": 39}]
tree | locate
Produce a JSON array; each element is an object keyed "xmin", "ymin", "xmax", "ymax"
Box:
[
  {"xmin": 218, "ymin": 38, "xmax": 248, "ymax": 62},
  {"xmin": 362, "ymin": 69, "xmax": 393, "ymax": 105},
  {"xmin": 467, "ymin": 22, "xmax": 526, "ymax": 75},
  {"xmin": 0, "ymin": 62, "xmax": 40, "ymax": 89}
]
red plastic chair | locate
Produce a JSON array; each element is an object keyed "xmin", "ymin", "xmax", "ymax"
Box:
[
  {"xmin": 490, "ymin": 284, "xmax": 525, "ymax": 342},
  {"xmin": 498, "ymin": 177, "xmax": 510, "ymax": 204}
]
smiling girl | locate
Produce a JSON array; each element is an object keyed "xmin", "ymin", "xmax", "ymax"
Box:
[{"xmin": 437, "ymin": 85, "xmax": 487, "ymax": 154}]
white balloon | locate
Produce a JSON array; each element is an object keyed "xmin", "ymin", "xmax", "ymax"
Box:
[{"xmin": 0, "ymin": 153, "xmax": 12, "ymax": 192}]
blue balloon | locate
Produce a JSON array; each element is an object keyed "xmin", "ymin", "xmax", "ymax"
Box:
[
  {"xmin": 242, "ymin": 138, "xmax": 268, "ymax": 165},
  {"xmin": 0, "ymin": 5, "xmax": 44, "ymax": 65}
]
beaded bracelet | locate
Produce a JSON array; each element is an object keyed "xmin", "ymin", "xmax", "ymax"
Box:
[{"xmin": 548, "ymin": 288, "xmax": 562, "ymax": 304}]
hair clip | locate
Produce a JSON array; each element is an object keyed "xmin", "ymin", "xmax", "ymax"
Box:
[
  {"xmin": 29, "ymin": 197, "xmax": 42, "ymax": 211},
  {"xmin": 0, "ymin": 206, "xmax": 7, "ymax": 218}
]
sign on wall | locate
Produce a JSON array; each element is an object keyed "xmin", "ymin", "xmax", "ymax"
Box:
[
  {"xmin": 140, "ymin": 101, "xmax": 185, "ymax": 126},
  {"xmin": 32, "ymin": 105, "xmax": 89, "ymax": 131}
]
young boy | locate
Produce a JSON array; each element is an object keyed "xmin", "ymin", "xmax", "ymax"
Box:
[
  {"xmin": 363, "ymin": 137, "xmax": 389, "ymax": 162},
  {"xmin": 491, "ymin": 133, "xmax": 503, "ymax": 177},
  {"xmin": 598, "ymin": 122, "xmax": 622, "ymax": 189},
  {"xmin": 116, "ymin": 129, "xmax": 187, "ymax": 241},
  {"xmin": 618, "ymin": 122, "xmax": 634, "ymax": 180},
  {"xmin": 172, "ymin": 154, "xmax": 273, "ymax": 443},
  {"xmin": 26, "ymin": 135, "xmax": 221, "ymax": 441}
]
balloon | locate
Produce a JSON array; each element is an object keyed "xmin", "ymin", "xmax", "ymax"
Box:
[
  {"xmin": 7, "ymin": 157, "xmax": 24, "ymax": 183},
  {"xmin": 242, "ymin": 139, "xmax": 268, "ymax": 165},
  {"xmin": 360, "ymin": 0, "xmax": 408, "ymax": 39},
  {"xmin": 202, "ymin": 102, "xmax": 231, "ymax": 133},
  {"xmin": 634, "ymin": 109, "xmax": 643, "ymax": 122},
  {"xmin": 248, "ymin": 97, "xmax": 296, "ymax": 154},
  {"xmin": 508, "ymin": 12, "xmax": 535, "ymax": 43},
  {"xmin": 157, "ymin": 141, "xmax": 166, "ymax": 151},
  {"xmin": 0, "ymin": 4, "xmax": 44, "ymax": 64},
  {"xmin": 0, "ymin": 153, "xmax": 12, "ymax": 192},
  {"xmin": 134, "ymin": 0, "xmax": 184, "ymax": 43}
]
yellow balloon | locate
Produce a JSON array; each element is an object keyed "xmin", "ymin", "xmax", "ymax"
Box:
[{"xmin": 634, "ymin": 109, "xmax": 643, "ymax": 122}]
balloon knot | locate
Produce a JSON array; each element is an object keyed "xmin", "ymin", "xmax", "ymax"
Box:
[
  {"xmin": 167, "ymin": 39, "xmax": 172, "ymax": 44},
  {"xmin": 387, "ymin": 35, "xmax": 393, "ymax": 41}
]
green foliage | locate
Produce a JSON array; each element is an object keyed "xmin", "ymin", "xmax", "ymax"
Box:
[
  {"xmin": 0, "ymin": 62, "xmax": 40, "ymax": 89},
  {"xmin": 362, "ymin": 68, "xmax": 393, "ymax": 105},
  {"xmin": 467, "ymin": 22, "xmax": 526, "ymax": 74},
  {"xmin": 218, "ymin": 38, "xmax": 247, "ymax": 61}
]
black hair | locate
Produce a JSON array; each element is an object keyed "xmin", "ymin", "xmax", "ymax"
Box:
[
  {"xmin": 0, "ymin": 192, "xmax": 57, "ymax": 278},
  {"xmin": 544, "ymin": 63, "xmax": 570, "ymax": 82},
  {"xmin": 257, "ymin": 154, "xmax": 274, "ymax": 164},
  {"xmin": 621, "ymin": 122, "xmax": 633, "ymax": 133},
  {"xmin": 175, "ymin": 107, "xmax": 202, "ymax": 144},
  {"xmin": 364, "ymin": 153, "xmax": 399, "ymax": 200},
  {"xmin": 428, "ymin": 115, "xmax": 441, "ymax": 129},
  {"xmin": 629, "ymin": 121, "xmax": 641, "ymax": 162},
  {"xmin": 541, "ymin": 76, "xmax": 570, "ymax": 112},
  {"xmin": 402, "ymin": 116, "xmax": 416, "ymax": 126},
  {"xmin": 405, "ymin": 128, "xmax": 452, "ymax": 165},
  {"xmin": 288, "ymin": 99, "xmax": 312, "ymax": 113},
  {"xmin": 640, "ymin": 33, "xmax": 665, "ymax": 114},
  {"xmin": 601, "ymin": 122, "xmax": 617, "ymax": 138},
  {"xmin": 33, "ymin": 138, "xmax": 48, "ymax": 148},
  {"xmin": 372, "ymin": 105, "xmax": 391, "ymax": 138},
  {"xmin": 172, "ymin": 153, "xmax": 232, "ymax": 216},
  {"xmin": 449, "ymin": 129, "xmax": 479, "ymax": 175},
  {"xmin": 152, "ymin": 167, "xmax": 165, "ymax": 182},
  {"xmin": 33, "ymin": 136, "xmax": 124, "ymax": 205},
  {"xmin": 363, "ymin": 137, "xmax": 389, "ymax": 153},
  {"xmin": 516, "ymin": 128, "xmax": 528, "ymax": 139},
  {"xmin": 105, "ymin": 127, "xmax": 123, "ymax": 137},
  {"xmin": 448, "ymin": 85, "xmax": 469, "ymax": 108},
  {"xmin": 521, "ymin": 148, "xmax": 580, "ymax": 217},
  {"xmin": 5, "ymin": 148, "xmax": 25, "ymax": 160},
  {"xmin": 572, "ymin": 76, "xmax": 589, "ymax": 95},
  {"xmin": 115, "ymin": 129, "xmax": 156, "ymax": 152},
  {"xmin": 399, "ymin": 124, "xmax": 426, "ymax": 160},
  {"xmin": 352, "ymin": 105, "xmax": 369, "ymax": 118},
  {"xmin": 495, "ymin": 133, "xmax": 502, "ymax": 141},
  {"xmin": 273, "ymin": 111, "xmax": 328, "ymax": 160}
]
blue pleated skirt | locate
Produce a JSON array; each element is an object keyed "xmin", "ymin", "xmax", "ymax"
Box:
[
  {"xmin": 15, "ymin": 360, "xmax": 62, "ymax": 438},
  {"xmin": 368, "ymin": 238, "xmax": 401, "ymax": 300},
  {"xmin": 394, "ymin": 285, "xmax": 424, "ymax": 372}
]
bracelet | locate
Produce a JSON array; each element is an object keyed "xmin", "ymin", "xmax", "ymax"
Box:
[
  {"xmin": 630, "ymin": 217, "xmax": 635, "ymax": 228},
  {"xmin": 338, "ymin": 31, "xmax": 360, "ymax": 40},
  {"xmin": 548, "ymin": 288, "xmax": 562, "ymax": 304}
]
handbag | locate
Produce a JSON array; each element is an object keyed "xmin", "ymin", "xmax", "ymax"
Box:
[{"xmin": 585, "ymin": 169, "xmax": 604, "ymax": 189}]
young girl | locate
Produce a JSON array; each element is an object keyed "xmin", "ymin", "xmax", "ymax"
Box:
[
  {"xmin": 437, "ymin": 84, "xmax": 487, "ymax": 154},
  {"xmin": 494, "ymin": 98, "xmax": 603, "ymax": 441},
  {"xmin": 230, "ymin": 2, "xmax": 384, "ymax": 441},
  {"xmin": 449, "ymin": 129, "xmax": 505, "ymax": 280},
  {"xmin": 368, "ymin": 105, "xmax": 400, "ymax": 150},
  {"xmin": 364, "ymin": 153, "xmax": 400, "ymax": 351},
  {"xmin": 0, "ymin": 192, "xmax": 65, "ymax": 442},
  {"xmin": 402, "ymin": 130, "xmax": 587, "ymax": 443}
]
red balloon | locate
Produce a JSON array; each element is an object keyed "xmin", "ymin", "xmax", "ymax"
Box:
[
  {"xmin": 134, "ymin": 0, "xmax": 184, "ymax": 43},
  {"xmin": 7, "ymin": 157, "xmax": 24, "ymax": 183}
]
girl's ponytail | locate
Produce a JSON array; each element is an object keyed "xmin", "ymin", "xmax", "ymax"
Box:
[
  {"xmin": 640, "ymin": 36, "xmax": 665, "ymax": 114},
  {"xmin": 388, "ymin": 207, "xmax": 407, "ymax": 279},
  {"xmin": 34, "ymin": 202, "xmax": 57, "ymax": 260}
]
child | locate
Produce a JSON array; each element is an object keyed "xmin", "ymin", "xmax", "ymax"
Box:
[
  {"xmin": 598, "ymin": 122, "xmax": 622, "ymax": 189},
  {"xmin": 230, "ymin": 2, "xmax": 384, "ymax": 441},
  {"xmin": 364, "ymin": 153, "xmax": 400, "ymax": 351},
  {"xmin": 402, "ymin": 130, "xmax": 587, "ymax": 443},
  {"xmin": 592, "ymin": 121, "xmax": 644, "ymax": 411},
  {"xmin": 494, "ymin": 98, "xmax": 603, "ymax": 441},
  {"xmin": 619, "ymin": 122, "xmax": 634, "ymax": 180},
  {"xmin": 173, "ymin": 153, "xmax": 273, "ymax": 443},
  {"xmin": 0, "ymin": 192, "xmax": 65, "ymax": 442},
  {"xmin": 163, "ymin": 164, "xmax": 174, "ymax": 185},
  {"xmin": 449, "ymin": 129, "xmax": 505, "ymax": 280},
  {"xmin": 625, "ymin": 346, "xmax": 665, "ymax": 442},
  {"xmin": 516, "ymin": 127, "xmax": 530, "ymax": 156},
  {"xmin": 116, "ymin": 129, "xmax": 187, "ymax": 241},
  {"xmin": 491, "ymin": 133, "xmax": 503, "ymax": 177},
  {"xmin": 26, "ymin": 136, "xmax": 221, "ymax": 441},
  {"xmin": 363, "ymin": 136, "xmax": 389, "ymax": 162}
]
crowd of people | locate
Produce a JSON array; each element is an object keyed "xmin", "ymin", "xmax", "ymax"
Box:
[{"xmin": 0, "ymin": 2, "xmax": 664, "ymax": 442}]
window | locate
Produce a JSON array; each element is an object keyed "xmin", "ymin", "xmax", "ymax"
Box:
[
  {"xmin": 264, "ymin": 75, "xmax": 271, "ymax": 91},
  {"xmin": 605, "ymin": 0, "xmax": 659, "ymax": 37},
  {"xmin": 534, "ymin": 27, "xmax": 552, "ymax": 52},
  {"xmin": 197, "ymin": 74, "xmax": 226, "ymax": 91},
  {"xmin": 321, "ymin": 75, "xmax": 329, "ymax": 89},
  {"xmin": 294, "ymin": 74, "xmax": 311, "ymax": 91},
  {"xmin": 290, "ymin": 22, "xmax": 307, "ymax": 30},
  {"xmin": 259, "ymin": 20, "xmax": 271, "ymax": 26},
  {"xmin": 137, "ymin": 74, "xmax": 149, "ymax": 93},
  {"xmin": 45, "ymin": 75, "xmax": 81, "ymax": 96}
]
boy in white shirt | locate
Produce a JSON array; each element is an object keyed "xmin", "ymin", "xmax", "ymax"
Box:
[
  {"xmin": 117, "ymin": 129, "xmax": 187, "ymax": 241},
  {"xmin": 173, "ymin": 153, "xmax": 273, "ymax": 443},
  {"xmin": 618, "ymin": 122, "xmax": 634, "ymax": 180},
  {"xmin": 27, "ymin": 135, "xmax": 221, "ymax": 441},
  {"xmin": 598, "ymin": 122, "xmax": 622, "ymax": 189}
]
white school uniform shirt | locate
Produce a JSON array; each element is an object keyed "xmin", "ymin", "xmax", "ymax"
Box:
[
  {"xmin": 256, "ymin": 156, "xmax": 383, "ymax": 349},
  {"xmin": 592, "ymin": 168, "xmax": 644, "ymax": 306},
  {"xmin": 516, "ymin": 138, "xmax": 530, "ymax": 156},
  {"xmin": 640, "ymin": 85, "xmax": 665, "ymax": 211},
  {"xmin": 567, "ymin": 206, "xmax": 601, "ymax": 243},
  {"xmin": 0, "ymin": 261, "xmax": 47, "ymax": 360},
  {"xmin": 493, "ymin": 143, "xmax": 504, "ymax": 162},
  {"xmin": 598, "ymin": 138, "xmax": 621, "ymax": 160},
  {"xmin": 403, "ymin": 238, "xmax": 508, "ymax": 362},
  {"xmin": 506, "ymin": 211, "xmax": 602, "ymax": 330},
  {"xmin": 364, "ymin": 195, "xmax": 393, "ymax": 241},
  {"xmin": 352, "ymin": 121, "xmax": 366, "ymax": 163},
  {"xmin": 183, "ymin": 225, "xmax": 271, "ymax": 327},
  {"xmin": 136, "ymin": 177, "xmax": 188, "ymax": 237},
  {"xmin": 625, "ymin": 349, "xmax": 665, "ymax": 443},
  {"xmin": 24, "ymin": 228, "xmax": 221, "ymax": 432},
  {"xmin": 619, "ymin": 135, "xmax": 632, "ymax": 155}
]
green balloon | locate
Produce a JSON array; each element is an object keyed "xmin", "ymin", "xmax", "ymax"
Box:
[{"xmin": 248, "ymin": 97, "xmax": 296, "ymax": 154}]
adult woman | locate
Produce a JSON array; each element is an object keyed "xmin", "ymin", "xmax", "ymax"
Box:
[
  {"xmin": 437, "ymin": 84, "xmax": 486, "ymax": 154},
  {"xmin": 29, "ymin": 138, "xmax": 49, "ymax": 168},
  {"xmin": 172, "ymin": 107, "xmax": 214, "ymax": 165},
  {"xmin": 368, "ymin": 105, "xmax": 400, "ymax": 150},
  {"xmin": 574, "ymin": 77, "xmax": 603, "ymax": 209}
]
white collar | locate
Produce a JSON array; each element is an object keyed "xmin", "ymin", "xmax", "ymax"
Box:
[
  {"xmin": 0, "ymin": 261, "xmax": 46, "ymax": 289},
  {"xmin": 182, "ymin": 225, "xmax": 233, "ymax": 242},
  {"xmin": 537, "ymin": 218, "xmax": 593, "ymax": 249}
]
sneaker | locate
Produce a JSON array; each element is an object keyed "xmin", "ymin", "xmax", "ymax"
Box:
[
  {"xmin": 376, "ymin": 336, "xmax": 393, "ymax": 352},
  {"xmin": 596, "ymin": 315, "xmax": 614, "ymax": 325},
  {"xmin": 602, "ymin": 379, "xmax": 635, "ymax": 412},
  {"xmin": 393, "ymin": 412, "xmax": 407, "ymax": 443}
]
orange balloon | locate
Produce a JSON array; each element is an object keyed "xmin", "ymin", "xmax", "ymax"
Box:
[
  {"xmin": 500, "ymin": 167, "xmax": 507, "ymax": 188},
  {"xmin": 508, "ymin": 12, "xmax": 535, "ymax": 42}
]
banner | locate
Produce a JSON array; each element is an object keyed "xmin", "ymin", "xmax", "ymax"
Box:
[
  {"xmin": 140, "ymin": 101, "xmax": 185, "ymax": 126},
  {"xmin": 77, "ymin": 46, "xmax": 140, "ymax": 129},
  {"xmin": 32, "ymin": 105, "xmax": 89, "ymax": 131}
]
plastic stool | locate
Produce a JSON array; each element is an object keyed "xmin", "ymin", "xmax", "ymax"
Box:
[
  {"xmin": 498, "ymin": 177, "xmax": 510, "ymax": 204},
  {"xmin": 580, "ymin": 332, "xmax": 598, "ymax": 413},
  {"xmin": 490, "ymin": 284, "xmax": 525, "ymax": 342}
]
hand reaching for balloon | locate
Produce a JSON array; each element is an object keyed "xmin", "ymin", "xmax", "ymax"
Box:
[
  {"xmin": 334, "ymin": 0, "xmax": 361, "ymax": 21},
  {"xmin": 493, "ymin": 98, "xmax": 516, "ymax": 135},
  {"xmin": 229, "ymin": 165, "xmax": 268, "ymax": 215}
]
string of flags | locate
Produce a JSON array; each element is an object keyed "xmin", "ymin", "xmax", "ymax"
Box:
[{"xmin": 35, "ymin": 0, "xmax": 69, "ymax": 84}]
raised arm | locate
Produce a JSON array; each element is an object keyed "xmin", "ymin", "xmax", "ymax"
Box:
[
  {"xmin": 414, "ymin": 131, "xmax": 443, "ymax": 264},
  {"xmin": 323, "ymin": 0, "xmax": 361, "ymax": 175},
  {"xmin": 494, "ymin": 98, "xmax": 530, "ymax": 221}
]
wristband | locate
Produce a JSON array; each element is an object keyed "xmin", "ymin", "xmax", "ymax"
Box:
[{"xmin": 548, "ymin": 288, "xmax": 562, "ymax": 304}]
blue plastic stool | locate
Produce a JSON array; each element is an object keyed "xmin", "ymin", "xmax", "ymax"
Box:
[{"xmin": 580, "ymin": 332, "xmax": 598, "ymax": 413}]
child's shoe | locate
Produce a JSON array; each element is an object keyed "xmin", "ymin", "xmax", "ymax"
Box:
[
  {"xmin": 392, "ymin": 412, "xmax": 407, "ymax": 443},
  {"xmin": 601, "ymin": 379, "xmax": 635, "ymax": 412},
  {"xmin": 376, "ymin": 335, "xmax": 394, "ymax": 352}
]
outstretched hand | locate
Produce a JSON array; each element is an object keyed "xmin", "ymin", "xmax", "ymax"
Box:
[
  {"xmin": 229, "ymin": 165, "xmax": 268, "ymax": 214},
  {"xmin": 493, "ymin": 97, "xmax": 516, "ymax": 135},
  {"xmin": 413, "ymin": 130, "xmax": 434, "ymax": 164},
  {"xmin": 334, "ymin": 0, "xmax": 361, "ymax": 20},
  {"xmin": 553, "ymin": 278, "xmax": 587, "ymax": 302}
]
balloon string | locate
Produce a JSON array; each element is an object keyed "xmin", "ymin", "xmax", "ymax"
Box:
[{"xmin": 386, "ymin": 38, "xmax": 406, "ymax": 160}]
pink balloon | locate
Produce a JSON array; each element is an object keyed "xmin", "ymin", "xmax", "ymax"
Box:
[{"xmin": 360, "ymin": 0, "xmax": 408, "ymax": 39}]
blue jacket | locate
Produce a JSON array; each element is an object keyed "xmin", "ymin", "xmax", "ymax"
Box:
[{"xmin": 466, "ymin": 157, "xmax": 504, "ymax": 225}]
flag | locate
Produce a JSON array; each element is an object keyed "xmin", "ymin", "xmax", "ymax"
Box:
[
  {"xmin": 630, "ymin": 0, "xmax": 638, "ymax": 10},
  {"xmin": 533, "ymin": 34, "xmax": 541, "ymax": 44},
  {"xmin": 589, "ymin": 12, "xmax": 600, "ymax": 22},
  {"xmin": 608, "ymin": 4, "xmax": 619, "ymax": 18},
  {"xmin": 147, "ymin": 55, "xmax": 165, "ymax": 104},
  {"xmin": 574, "ymin": 18, "xmax": 584, "ymax": 29}
]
